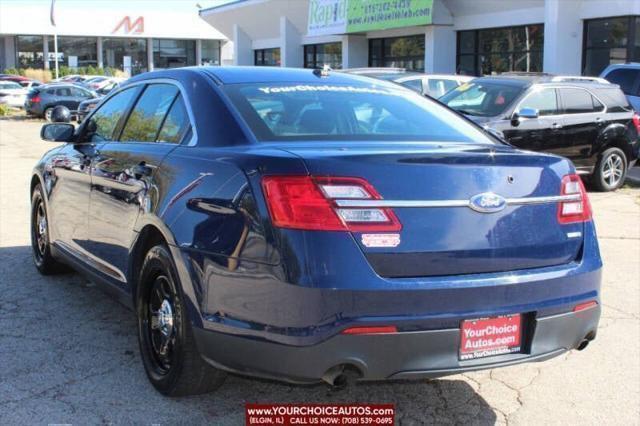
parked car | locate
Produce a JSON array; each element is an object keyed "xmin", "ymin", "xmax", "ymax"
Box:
[
  {"xmin": 600, "ymin": 63, "xmax": 640, "ymax": 111},
  {"xmin": 82, "ymin": 76, "xmax": 121, "ymax": 91},
  {"xmin": 0, "ymin": 81, "xmax": 28, "ymax": 108},
  {"xmin": 33, "ymin": 67, "xmax": 602, "ymax": 396},
  {"xmin": 440, "ymin": 75, "xmax": 640, "ymax": 191},
  {"xmin": 76, "ymin": 97, "xmax": 101, "ymax": 123},
  {"xmin": 343, "ymin": 68, "xmax": 473, "ymax": 98},
  {"xmin": 25, "ymin": 83, "xmax": 96, "ymax": 121}
]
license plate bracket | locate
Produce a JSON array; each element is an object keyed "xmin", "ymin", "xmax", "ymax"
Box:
[{"xmin": 459, "ymin": 314, "xmax": 522, "ymax": 360}]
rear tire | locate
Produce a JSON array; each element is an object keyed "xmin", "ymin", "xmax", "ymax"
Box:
[
  {"xmin": 136, "ymin": 244, "xmax": 226, "ymax": 396},
  {"xmin": 30, "ymin": 184, "xmax": 67, "ymax": 275},
  {"xmin": 592, "ymin": 147, "xmax": 627, "ymax": 192},
  {"xmin": 44, "ymin": 107, "xmax": 53, "ymax": 122}
]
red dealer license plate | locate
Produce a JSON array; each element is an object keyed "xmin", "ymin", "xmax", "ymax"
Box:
[{"xmin": 459, "ymin": 314, "xmax": 522, "ymax": 360}]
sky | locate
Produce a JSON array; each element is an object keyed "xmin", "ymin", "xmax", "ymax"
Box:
[{"xmin": 0, "ymin": 0, "xmax": 233, "ymax": 12}]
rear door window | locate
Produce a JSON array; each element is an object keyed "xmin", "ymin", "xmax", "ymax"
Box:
[
  {"xmin": 560, "ymin": 88, "xmax": 600, "ymax": 114},
  {"xmin": 400, "ymin": 78, "xmax": 423, "ymax": 93},
  {"xmin": 156, "ymin": 94, "xmax": 190, "ymax": 144},
  {"xmin": 518, "ymin": 88, "xmax": 559, "ymax": 116},
  {"xmin": 604, "ymin": 68, "xmax": 639, "ymax": 95},
  {"xmin": 427, "ymin": 78, "xmax": 458, "ymax": 98},
  {"xmin": 56, "ymin": 87, "xmax": 71, "ymax": 97},
  {"xmin": 120, "ymin": 84, "xmax": 179, "ymax": 143},
  {"xmin": 85, "ymin": 87, "xmax": 138, "ymax": 142}
]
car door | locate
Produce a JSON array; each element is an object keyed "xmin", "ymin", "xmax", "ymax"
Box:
[
  {"xmin": 502, "ymin": 87, "xmax": 565, "ymax": 154},
  {"xmin": 89, "ymin": 83, "xmax": 190, "ymax": 284},
  {"xmin": 47, "ymin": 86, "xmax": 139, "ymax": 262},
  {"xmin": 55, "ymin": 87, "xmax": 75, "ymax": 109},
  {"xmin": 557, "ymin": 87, "xmax": 604, "ymax": 164},
  {"xmin": 69, "ymin": 86, "xmax": 93, "ymax": 111}
]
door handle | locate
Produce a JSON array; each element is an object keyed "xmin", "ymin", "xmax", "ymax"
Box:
[
  {"xmin": 551, "ymin": 122, "xmax": 563, "ymax": 130},
  {"xmin": 131, "ymin": 162, "xmax": 153, "ymax": 179}
]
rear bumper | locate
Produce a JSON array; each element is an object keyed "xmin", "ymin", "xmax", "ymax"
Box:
[{"xmin": 194, "ymin": 305, "xmax": 600, "ymax": 384}]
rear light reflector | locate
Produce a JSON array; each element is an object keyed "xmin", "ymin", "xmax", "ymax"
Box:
[
  {"xmin": 573, "ymin": 301, "xmax": 598, "ymax": 312},
  {"xmin": 558, "ymin": 174, "xmax": 592, "ymax": 224},
  {"xmin": 262, "ymin": 176, "xmax": 401, "ymax": 232},
  {"xmin": 632, "ymin": 112, "xmax": 640, "ymax": 133},
  {"xmin": 341, "ymin": 326, "xmax": 398, "ymax": 335}
]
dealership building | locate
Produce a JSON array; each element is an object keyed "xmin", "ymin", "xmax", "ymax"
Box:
[
  {"xmin": 0, "ymin": 1, "xmax": 230, "ymax": 76},
  {"xmin": 200, "ymin": 0, "xmax": 640, "ymax": 76}
]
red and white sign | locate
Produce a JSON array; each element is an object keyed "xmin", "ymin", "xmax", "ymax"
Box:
[
  {"xmin": 112, "ymin": 16, "xmax": 144, "ymax": 35},
  {"xmin": 460, "ymin": 314, "xmax": 521, "ymax": 360}
]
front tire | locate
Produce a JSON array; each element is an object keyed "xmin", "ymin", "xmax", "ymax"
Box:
[
  {"xmin": 30, "ymin": 184, "xmax": 67, "ymax": 275},
  {"xmin": 592, "ymin": 147, "xmax": 627, "ymax": 192},
  {"xmin": 136, "ymin": 244, "xmax": 226, "ymax": 396}
]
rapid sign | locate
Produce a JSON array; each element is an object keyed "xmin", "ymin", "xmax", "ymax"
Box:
[{"xmin": 307, "ymin": 0, "xmax": 433, "ymax": 36}]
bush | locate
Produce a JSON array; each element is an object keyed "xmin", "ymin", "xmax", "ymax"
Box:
[
  {"xmin": 3, "ymin": 67, "xmax": 20, "ymax": 76},
  {"xmin": 0, "ymin": 104, "xmax": 11, "ymax": 116}
]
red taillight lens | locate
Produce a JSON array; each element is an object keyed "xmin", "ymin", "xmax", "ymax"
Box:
[
  {"xmin": 31, "ymin": 95, "xmax": 41, "ymax": 103},
  {"xmin": 632, "ymin": 112, "xmax": 640, "ymax": 133},
  {"xmin": 261, "ymin": 176, "xmax": 401, "ymax": 232},
  {"xmin": 557, "ymin": 174, "xmax": 592, "ymax": 224},
  {"xmin": 341, "ymin": 326, "xmax": 398, "ymax": 335}
]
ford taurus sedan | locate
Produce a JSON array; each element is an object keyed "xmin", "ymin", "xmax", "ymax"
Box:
[{"xmin": 32, "ymin": 67, "xmax": 602, "ymax": 396}]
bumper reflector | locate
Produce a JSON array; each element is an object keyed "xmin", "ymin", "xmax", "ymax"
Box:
[
  {"xmin": 341, "ymin": 326, "xmax": 398, "ymax": 335},
  {"xmin": 573, "ymin": 301, "xmax": 598, "ymax": 312}
]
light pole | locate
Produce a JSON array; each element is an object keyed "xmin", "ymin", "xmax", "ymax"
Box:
[{"xmin": 50, "ymin": 0, "xmax": 59, "ymax": 79}]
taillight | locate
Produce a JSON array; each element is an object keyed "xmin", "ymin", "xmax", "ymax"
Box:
[
  {"xmin": 573, "ymin": 301, "xmax": 598, "ymax": 312},
  {"xmin": 31, "ymin": 95, "xmax": 41, "ymax": 103},
  {"xmin": 632, "ymin": 112, "xmax": 640, "ymax": 133},
  {"xmin": 261, "ymin": 176, "xmax": 401, "ymax": 232},
  {"xmin": 557, "ymin": 174, "xmax": 592, "ymax": 224}
]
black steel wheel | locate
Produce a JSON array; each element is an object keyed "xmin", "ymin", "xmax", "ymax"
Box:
[
  {"xmin": 136, "ymin": 244, "xmax": 226, "ymax": 396},
  {"xmin": 30, "ymin": 184, "xmax": 66, "ymax": 274}
]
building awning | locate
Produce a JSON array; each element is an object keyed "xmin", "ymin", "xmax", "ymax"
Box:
[{"xmin": 0, "ymin": 1, "xmax": 226, "ymax": 40}]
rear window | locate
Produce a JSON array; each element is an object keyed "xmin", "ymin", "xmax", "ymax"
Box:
[
  {"xmin": 222, "ymin": 83, "xmax": 496, "ymax": 144},
  {"xmin": 604, "ymin": 68, "xmax": 639, "ymax": 96},
  {"xmin": 440, "ymin": 81, "xmax": 524, "ymax": 117}
]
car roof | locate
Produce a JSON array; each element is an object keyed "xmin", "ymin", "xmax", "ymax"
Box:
[
  {"xmin": 128, "ymin": 66, "xmax": 405, "ymax": 88},
  {"xmin": 472, "ymin": 75, "xmax": 615, "ymax": 89}
]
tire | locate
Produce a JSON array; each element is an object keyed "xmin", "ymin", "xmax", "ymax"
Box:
[
  {"xmin": 44, "ymin": 107, "xmax": 54, "ymax": 122},
  {"xmin": 30, "ymin": 184, "xmax": 67, "ymax": 274},
  {"xmin": 592, "ymin": 147, "xmax": 627, "ymax": 192},
  {"xmin": 136, "ymin": 244, "xmax": 226, "ymax": 396}
]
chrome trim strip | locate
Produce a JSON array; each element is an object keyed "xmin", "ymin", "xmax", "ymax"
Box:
[{"xmin": 334, "ymin": 194, "xmax": 581, "ymax": 208}]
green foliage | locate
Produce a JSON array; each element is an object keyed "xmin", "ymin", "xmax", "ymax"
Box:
[{"xmin": 3, "ymin": 67, "xmax": 20, "ymax": 76}]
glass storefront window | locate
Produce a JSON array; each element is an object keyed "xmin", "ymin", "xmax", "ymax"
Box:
[
  {"xmin": 369, "ymin": 35, "xmax": 425, "ymax": 71},
  {"xmin": 153, "ymin": 39, "xmax": 196, "ymax": 69},
  {"xmin": 254, "ymin": 48, "xmax": 281, "ymax": 66},
  {"xmin": 583, "ymin": 16, "xmax": 640, "ymax": 76},
  {"xmin": 304, "ymin": 42, "xmax": 342, "ymax": 69},
  {"xmin": 47, "ymin": 36, "xmax": 97, "ymax": 69},
  {"xmin": 456, "ymin": 24, "xmax": 544, "ymax": 76},
  {"xmin": 15, "ymin": 35, "xmax": 44, "ymax": 69},
  {"xmin": 103, "ymin": 38, "xmax": 148, "ymax": 76},
  {"xmin": 201, "ymin": 40, "xmax": 221, "ymax": 66}
]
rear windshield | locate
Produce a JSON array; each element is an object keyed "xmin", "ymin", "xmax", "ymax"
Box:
[
  {"xmin": 222, "ymin": 83, "xmax": 496, "ymax": 144},
  {"xmin": 440, "ymin": 81, "xmax": 524, "ymax": 117}
]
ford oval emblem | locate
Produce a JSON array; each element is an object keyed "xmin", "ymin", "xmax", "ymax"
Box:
[{"xmin": 469, "ymin": 192, "xmax": 507, "ymax": 213}]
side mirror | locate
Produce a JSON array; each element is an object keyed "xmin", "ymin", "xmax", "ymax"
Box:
[
  {"xmin": 41, "ymin": 123, "xmax": 75, "ymax": 142},
  {"xmin": 516, "ymin": 107, "xmax": 539, "ymax": 119}
]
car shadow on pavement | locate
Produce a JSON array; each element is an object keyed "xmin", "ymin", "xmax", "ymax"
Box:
[{"xmin": 0, "ymin": 245, "xmax": 498, "ymax": 425}]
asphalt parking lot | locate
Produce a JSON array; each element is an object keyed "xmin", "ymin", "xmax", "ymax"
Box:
[{"xmin": 0, "ymin": 117, "xmax": 638, "ymax": 425}]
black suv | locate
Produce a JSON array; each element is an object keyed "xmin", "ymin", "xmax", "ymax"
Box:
[{"xmin": 440, "ymin": 75, "xmax": 640, "ymax": 191}]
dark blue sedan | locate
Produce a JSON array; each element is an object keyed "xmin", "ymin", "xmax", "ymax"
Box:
[{"xmin": 32, "ymin": 66, "xmax": 602, "ymax": 396}]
